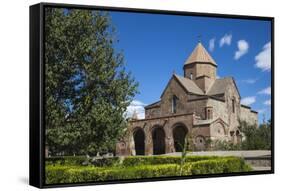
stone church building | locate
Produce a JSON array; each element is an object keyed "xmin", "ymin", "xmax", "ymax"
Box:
[{"xmin": 116, "ymin": 42, "xmax": 258, "ymax": 156}]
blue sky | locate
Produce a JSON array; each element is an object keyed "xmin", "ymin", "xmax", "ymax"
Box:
[{"xmin": 109, "ymin": 11, "xmax": 272, "ymax": 123}]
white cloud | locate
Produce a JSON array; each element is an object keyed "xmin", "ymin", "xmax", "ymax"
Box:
[
  {"xmin": 209, "ymin": 38, "xmax": 215, "ymax": 52},
  {"xmin": 242, "ymin": 79, "xmax": 257, "ymax": 84},
  {"xmin": 258, "ymin": 86, "xmax": 271, "ymax": 95},
  {"xmin": 219, "ymin": 34, "xmax": 232, "ymax": 47},
  {"xmin": 125, "ymin": 100, "xmax": 146, "ymax": 119},
  {"xmin": 255, "ymin": 42, "xmax": 271, "ymax": 71},
  {"xmin": 264, "ymin": 99, "xmax": 271, "ymax": 106},
  {"xmin": 234, "ymin": 40, "xmax": 249, "ymax": 60},
  {"xmin": 241, "ymin": 96, "xmax": 256, "ymax": 106}
]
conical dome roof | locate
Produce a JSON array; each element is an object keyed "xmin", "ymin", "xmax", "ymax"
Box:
[{"xmin": 184, "ymin": 42, "xmax": 217, "ymax": 66}]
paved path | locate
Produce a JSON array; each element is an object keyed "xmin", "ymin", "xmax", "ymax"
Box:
[
  {"xmin": 164, "ymin": 150, "xmax": 271, "ymax": 171},
  {"xmin": 252, "ymin": 167, "xmax": 271, "ymax": 171},
  {"xmin": 164, "ymin": 150, "xmax": 271, "ymax": 158}
]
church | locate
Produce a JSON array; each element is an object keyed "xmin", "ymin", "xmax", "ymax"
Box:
[{"xmin": 116, "ymin": 42, "xmax": 258, "ymax": 156}]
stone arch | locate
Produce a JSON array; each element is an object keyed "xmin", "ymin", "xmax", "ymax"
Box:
[
  {"xmin": 213, "ymin": 121, "xmax": 226, "ymax": 137},
  {"xmin": 235, "ymin": 129, "xmax": 242, "ymax": 144},
  {"xmin": 195, "ymin": 135, "xmax": 206, "ymax": 151},
  {"xmin": 172, "ymin": 123, "xmax": 188, "ymax": 152},
  {"xmin": 133, "ymin": 127, "xmax": 145, "ymax": 155},
  {"xmin": 151, "ymin": 125, "xmax": 166, "ymax": 155},
  {"xmin": 236, "ymin": 130, "xmax": 240, "ymax": 135}
]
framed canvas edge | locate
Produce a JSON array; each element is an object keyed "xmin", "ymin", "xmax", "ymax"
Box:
[
  {"xmin": 29, "ymin": 3, "xmax": 44, "ymax": 188},
  {"xmin": 29, "ymin": 2, "xmax": 275, "ymax": 189}
]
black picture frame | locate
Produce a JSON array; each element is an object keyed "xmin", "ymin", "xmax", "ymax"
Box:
[{"xmin": 30, "ymin": 2, "xmax": 274, "ymax": 188}]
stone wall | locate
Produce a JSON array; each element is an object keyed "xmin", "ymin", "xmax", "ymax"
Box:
[
  {"xmin": 191, "ymin": 126, "xmax": 210, "ymax": 151},
  {"xmin": 116, "ymin": 113, "xmax": 195, "ymax": 156},
  {"xmin": 160, "ymin": 78, "xmax": 190, "ymax": 116},
  {"xmin": 183, "ymin": 63, "xmax": 216, "ymax": 81},
  {"xmin": 210, "ymin": 120, "xmax": 229, "ymax": 141},
  {"xmin": 186, "ymin": 99, "xmax": 208, "ymax": 119},
  {"xmin": 240, "ymin": 106, "xmax": 258, "ymax": 126},
  {"xmin": 195, "ymin": 63, "xmax": 216, "ymax": 80},
  {"xmin": 207, "ymin": 98, "xmax": 228, "ymax": 123},
  {"xmin": 224, "ymin": 82, "xmax": 241, "ymax": 131},
  {"xmin": 183, "ymin": 63, "xmax": 196, "ymax": 79},
  {"xmin": 145, "ymin": 106, "xmax": 160, "ymax": 119},
  {"xmin": 195, "ymin": 76, "xmax": 214, "ymax": 93}
]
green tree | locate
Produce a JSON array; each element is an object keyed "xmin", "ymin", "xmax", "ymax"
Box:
[
  {"xmin": 45, "ymin": 8, "xmax": 138, "ymax": 156},
  {"xmin": 239, "ymin": 119, "xmax": 271, "ymax": 150}
]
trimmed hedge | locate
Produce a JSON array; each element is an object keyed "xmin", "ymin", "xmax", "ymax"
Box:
[
  {"xmin": 45, "ymin": 155, "xmax": 221, "ymax": 167},
  {"xmin": 46, "ymin": 156, "xmax": 88, "ymax": 166},
  {"xmin": 122, "ymin": 156, "xmax": 221, "ymax": 167},
  {"xmin": 187, "ymin": 157, "xmax": 252, "ymax": 175},
  {"xmin": 46, "ymin": 164, "xmax": 179, "ymax": 184},
  {"xmin": 91, "ymin": 157, "xmax": 121, "ymax": 167},
  {"xmin": 45, "ymin": 156, "xmax": 252, "ymax": 184}
]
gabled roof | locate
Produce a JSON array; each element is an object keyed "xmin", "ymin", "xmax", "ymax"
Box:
[
  {"xmin": 160, "ymin": 74, "xmax": 204, "ymax": 98},
  {"xmin": 160, "ymin": 75, "xmax": 240, "ymax": 100},
  {"xmin": 194, "ymin": 117, "xmax": 229, "ymax": 127},
  {"xmin": 241, "ymin": 104, "xmax": 251, "ymax": 109},
  {"xmin": 144, "ymin": 101, "xmax": 160, "ymax": 109},
  {"xmin": 207, "ymin": 77, "xmax": 241, "ymax": 98},
  {"xmin": 241, "ymin": 104, "xmax": 258, "ymax": 114},
  {"xmin": 184, "ymin": 42, "xmax": 217, "ymax": 66},
  {"xmin": 174, "ymin": 74, "xmax": 205, "ymax": 95}
]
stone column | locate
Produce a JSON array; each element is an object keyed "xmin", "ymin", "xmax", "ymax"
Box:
[
  {"xmin": 164, "ymin": 126, "xmax": 174, "ymax": 154},
  {"xmin": 145, "ymin": 132, "xmax": 153, "ymax": 155},
  {"xmin": 129, "ymin": 133, "xmax": 136, "ymax": 156},
  {"xmin": 165, "ymin": 136, "xmax": 175, "ymax": 154}
]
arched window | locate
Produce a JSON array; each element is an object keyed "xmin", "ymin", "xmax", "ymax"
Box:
[
  {"xmin": 205, "ymin": 107, "xmax": 213, "ymax": 119},
  {"xmin": 172, "ymin": 95, "xmax": 178, "ymax": 113},
  {"xmin": 232, "ymin": 98, "xmax": 235, "ymax": 113},
  {"xmin": 190, "ymin": 73, "xmax": 193, "ymax": 80}
]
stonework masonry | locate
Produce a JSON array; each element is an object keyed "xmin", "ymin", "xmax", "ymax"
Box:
[{"xmin": 116, "ymin": 42, "xmax": 258, "ymax": 156}]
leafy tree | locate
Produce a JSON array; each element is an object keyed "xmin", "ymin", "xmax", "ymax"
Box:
[
  {"xmin": 239, "ymin": 119, "xmax": 271, "ymax": 150},
  {"xmin": 211, "ymin": 140, "xmax": 241, "ymax": 151},
  {"xmin": 45, "ymin": 8, "xmax": 138, "ymax": 156}
]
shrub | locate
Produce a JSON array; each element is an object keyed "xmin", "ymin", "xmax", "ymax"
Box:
[
  {"xmin": 45, "ymin": 156, "xmax": 88, "ymax": 166},
  {"xmin": 122, "ymin": 156, "xmax": 220, "ymax": 167},
  {"xmin": 45, "ymin": 164, "xmax": 180, "ymax": 184},
  {"xmin": 45, "ymin": 156, "xmax": 251, "ymax": 184},
  {"xmin": 211, "ymin": 140, "xmax": 242, "ymax": 151},
  {"xmin": 46, "ymin": 155, "xmax": 220, "ymax": 167},
  {"xmin": 240, "ymin": 121, "xmax": 271, "ymax": 150},
  {"xmin": 188, "ymin": 157, "xmax": 251, "ymax": 175},
  {"xmin": 91, "ymin": 157, "xmax": 121, "ymax": 167}
]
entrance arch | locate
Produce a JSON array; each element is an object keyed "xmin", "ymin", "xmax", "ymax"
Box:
[
  {"xmin": 133, "ymin": 128, "xmax": 145, "ymax": 155},
  {"xmin": 152, "ymin": 126, "xmax": 166, "ymax": 155},
  {"xmin": 173, "ymin": 124, "xmax": 188, "ymax": 152}
]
